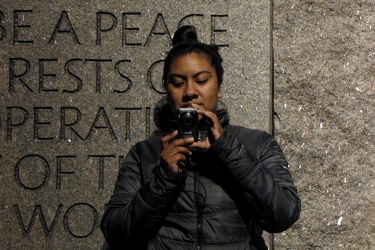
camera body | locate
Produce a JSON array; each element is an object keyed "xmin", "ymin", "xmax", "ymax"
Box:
[{"xmin": 177, "ymin": 108, "xmax": 198, "ymax": 141}]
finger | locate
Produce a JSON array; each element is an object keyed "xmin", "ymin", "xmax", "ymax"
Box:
[
  {"xmin": 168, "ymin": 136, "xmax": 195, "ymax": 148},
  {"xmin": 191, "ymin": 138, "xmax": 211, "ymax": 149},
  {"xmin": 164, "ymin": 144, "xmax": 192, "ymax": 156},
  {"xmin": 171, "ymin": 154, "xmax": 188, "ymax": 171},
  {"xmin": 161, "ymin": 146, "xmax": 191, "ymax": 171},
  {"xmin": 162, "ymin": 154, "xmax": 187, "ymax": 172},
  {"xmin": 203, "ymin": 111, "xmax": 219, "ymax": 122},
  {"xmin": 161, "ymin": 139, "xmax": 193, "ymax": 161},
  {"xmin": 161, "ymin": 130, "xmax": 178, "ymax": 148},
  {"xmin": 196, "ymin": 111, "xmax": 223, "ymax": 141},
  {"xmin": 191, "ymin": 103, "xmax": 204, "ymax": 111}
]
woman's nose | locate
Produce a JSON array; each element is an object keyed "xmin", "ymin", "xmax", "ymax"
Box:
[{"xmin": 184, "ymin": 81, "xmax": 198, "ymax": 98}]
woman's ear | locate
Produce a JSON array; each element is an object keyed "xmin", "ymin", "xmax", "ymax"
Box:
[{"xmin": 218, "ymin": 85, "xmax": 223, "ymax": 98}]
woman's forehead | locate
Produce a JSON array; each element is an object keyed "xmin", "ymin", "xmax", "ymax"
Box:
[{"xmin": 169, "ymin": 53, "xmax": 216, "ymax": 73}]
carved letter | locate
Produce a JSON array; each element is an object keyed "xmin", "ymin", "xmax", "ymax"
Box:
[
  {"xmin": 7, "ymin": 106, "xmax": 29, "ymax": 141},
  {"xmin": 13, "ymin": 204, "xmax": 63, "ymax": 238},
  {"xmin": 63, "ymin": 59, "xmax": 84, "ymax": 93},
  {"xmin": 0, "ymin": 11, "xmax": 6, "ymax": 41},
  {"xmin": 34, "ymin": 107, "xmax": 53, "ymax": 141},
  {"xmin": 114, "ymin": 59, "xmax": 132, "ymax": 93},
  {"xmin": 115, "ymin": 108, "xmax": 141, "ymax": 141},
  {"xmin": 13, "ymin": 10, "xmax": 33, "ymax": 44},
  {"xmin": 63, "ymin": 203, "xmax": 99, "ymax": 238},
  {"xmin": 86, "ymin": 107, "xmax": 117, "ymax": 141},
  {"xmin": 96, "ymin": 12, "xmax": 117, "ymax": 46},
  {"xmin": 39, "ymin": 59, "xmax": 58, "ymax": 93},
  {"xmin": 178, "ymin": 14, "xmax": 204, "ymax": 29},
  {"xmin": 88, "ymin": 155, "xmax": 116, "ymax": 189},
  {"xmin": 60, "ymin": 107, "xmax": 85, "ymax": 141},
  {"xmin": 14, "ymin": 154, "xmax": 50, "ymax": 190},
  {"xmin": 211, "ymin": 15, "xmax": 229, "ymax": 47},
  {"xmin": 56, "ymin": 155, "xmax": 75, "ymax": 189},
  {"xmin": 122, "ymin": 12, "xmax": 142, "ymax": 46},
  {"xmin": 48, "ymin": 11, "xmax": 80, "ymax": 44},
  {"xmin": 144, "ymin": 13, "xmax": 172, "ymax": 46},
  {"xmin": 147, "ymin": 60, "xmax": 165, "ymax": 94},
  {"xmin": 85, "ymin": 59, "xmax": 112, "ymax": 93},
  {"xmin": 9, "ymin": 58, "xmax": 33, "ymax": 93}
]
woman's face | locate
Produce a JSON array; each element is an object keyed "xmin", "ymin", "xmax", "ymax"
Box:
[{"xmin": 166, "ymin": 52, "xmax": 222, "ymax": 119}]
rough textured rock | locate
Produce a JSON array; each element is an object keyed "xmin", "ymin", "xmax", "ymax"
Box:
[{"xmin": 273, "ymin": 1, "xmax": 374, "ymax": 249}]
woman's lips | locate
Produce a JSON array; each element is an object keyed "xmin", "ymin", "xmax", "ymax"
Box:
[
  {"xmin": 183, "ymin": 103, "xmax": 194, "ymax": 108},
  {"xmin": 181, "ymin": 103, "xmax": 202, "ymax": 109}
]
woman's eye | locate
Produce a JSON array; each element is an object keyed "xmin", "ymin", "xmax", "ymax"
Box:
[
  {"xmin": 168, "ymin": 77, "xmax": 184, "ymax": 87},
  {"xmin": 170, "ymin": 81, "xmax": 184, "ymax": 87},
  {"xmin": 196, "ymin": 79, "xmax": 209, "ymax": 84},
  {"xmin": 195, "ymin": 72, "xmax": 212, "ymax": 84}
]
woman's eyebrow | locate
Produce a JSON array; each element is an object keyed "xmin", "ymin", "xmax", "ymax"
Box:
[
  {"xmin": 193, "ymin": 71, "xmax": 212, "ymax": 78},
  {"xmin": 168, "ymin": 71, "xmax": 212, "ymax": 79},
  {"xmin": 168, "ymin": 73, "xmax": 186, "ymax": 80}
]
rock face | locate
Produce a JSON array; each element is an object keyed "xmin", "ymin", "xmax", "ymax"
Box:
[
  {"xmin": 273, "ymin": 0, "xmax": 374, "ymax": 249},
  {"xmin": 0, "ymin": 1, "xmax": 273, "ymax": 248}
]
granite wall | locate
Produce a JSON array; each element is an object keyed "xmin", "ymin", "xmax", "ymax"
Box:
[
  {"xmin": 273, "ymin": 0, "xmax": 374, "ymax": 249},
  {"xmin": 2, "ymin": 0, "xmax": 373, "ymax": 249},
  {"xmin": 0, "ymin": 1, "xmax": 273, "ymax": 248}
]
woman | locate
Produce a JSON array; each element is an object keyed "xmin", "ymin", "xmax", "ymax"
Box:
[{"xmin": 101, "ymin": 25, "xmax": 300, "ymax": 249}]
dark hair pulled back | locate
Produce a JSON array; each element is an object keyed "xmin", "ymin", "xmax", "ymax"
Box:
[{"xmin": 163, "ymin": 25, "xmax": 224, "ymax": 87}]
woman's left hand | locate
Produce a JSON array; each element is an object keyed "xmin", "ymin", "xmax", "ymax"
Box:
[{"xmin": 191, "ymin": 103, "xmax": 223, "ymax": 149}]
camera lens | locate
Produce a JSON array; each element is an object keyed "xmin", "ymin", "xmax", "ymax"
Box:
[{"xmin": 181, "ymin": 112, "xmax": 196, "ymax": 130}]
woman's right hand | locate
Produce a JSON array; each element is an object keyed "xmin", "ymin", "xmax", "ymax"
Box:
[{"xmin": 160, "ymin": 130, "xmax": 194, "ymax": 173}]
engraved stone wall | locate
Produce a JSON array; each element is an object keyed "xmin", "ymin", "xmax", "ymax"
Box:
[{"xmin": 0, "ymin": 1, "xmax": 272, "ymax": 248}]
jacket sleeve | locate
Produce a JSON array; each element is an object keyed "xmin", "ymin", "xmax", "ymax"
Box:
[
  {"xmin": 100, "ymin": 143, "xmax": 187, "ymax": 248},
  {"xmin": 208, "ymin": 128, "xmax": 301, "ymax": 233}
]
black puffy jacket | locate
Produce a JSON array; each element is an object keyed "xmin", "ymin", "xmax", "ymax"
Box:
[{"xmin": 100, "ymin": 110, "xmax": 300, "ymax": 249}]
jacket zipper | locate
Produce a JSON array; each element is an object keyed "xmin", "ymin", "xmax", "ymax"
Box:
[{"xmin": 194, "ymin": 171, "xmax": 202, "ymax": 250}]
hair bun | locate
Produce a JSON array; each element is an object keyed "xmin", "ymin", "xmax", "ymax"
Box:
[{"xmin": 172, "ymin": 25, "xmax": 198, "ymax": 46}]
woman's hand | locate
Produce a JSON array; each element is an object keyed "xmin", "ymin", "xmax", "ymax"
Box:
[
  {"xmin": 160, "ymin": 130, "xmax": 194, "ymax": 173},
  {"xmin": 191, "ymin": 103, "xmax": 223, "ymax": 149}
]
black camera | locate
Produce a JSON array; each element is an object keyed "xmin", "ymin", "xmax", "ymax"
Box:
[{"xmin": 177, "ymin": 108, "xmax": 198, "ymax": 141}]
